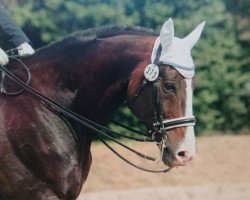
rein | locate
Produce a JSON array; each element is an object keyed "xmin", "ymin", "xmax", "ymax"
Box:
[
  {"xmin": 0, "ymin": 57, "xmax": 31, "ymax": 95},
  {"xmin": 0, "ymin": 56, "xmax": 171, "ymax": 173}
]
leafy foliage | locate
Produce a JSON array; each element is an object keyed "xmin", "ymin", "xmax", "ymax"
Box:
[{"xmin": 2, "ymin": 0, "xmax": 249, "ymax": 134}]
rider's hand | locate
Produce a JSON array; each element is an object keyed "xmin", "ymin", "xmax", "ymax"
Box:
[
  {"xmin": 0, "ymin": 48, "xmax": 9, "ymax": 66},
  {"xmin": 17, "ymin": 42, "xmax": 35, "ymax": 56}
]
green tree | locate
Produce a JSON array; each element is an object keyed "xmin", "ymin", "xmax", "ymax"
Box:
[{"xmin": 223, "ymin": 0, "xmax": 250, "ymax": 130}]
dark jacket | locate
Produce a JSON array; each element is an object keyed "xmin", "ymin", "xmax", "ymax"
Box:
[{"xmin": 0, "ymin": 0, "xmax": 30, "ymax": 48}]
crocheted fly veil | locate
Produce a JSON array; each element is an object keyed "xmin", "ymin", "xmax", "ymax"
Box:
[{"xmin": 151, "ymin": 18, "xmax": 205, "ymax": 78}]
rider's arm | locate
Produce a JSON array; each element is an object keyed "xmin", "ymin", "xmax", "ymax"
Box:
[
  {"xmin": 0, "ymin": 1, "xmax": 34, "ymax": 61},
  {"xmin": 0, "ymin": 1, "xmax": 30, "ymax": 47}
]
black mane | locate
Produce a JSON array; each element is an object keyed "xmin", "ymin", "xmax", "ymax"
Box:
[
  {"xmin": 67, "ymin": 24, "xmax": 157, "ymax": 41},
  {"xmin": 35, "ymin": 25, "xmax": 157, "ymax": 59}
]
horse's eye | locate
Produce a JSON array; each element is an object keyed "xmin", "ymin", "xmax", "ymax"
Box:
[{"xmin": 164, "ymin": 82, "xmax": 176, "ymax": 93}]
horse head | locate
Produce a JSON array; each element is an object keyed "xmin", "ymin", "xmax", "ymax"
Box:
[{"xmin": 127, "ymin": 18, "xmax": 205, "ymax": 168}]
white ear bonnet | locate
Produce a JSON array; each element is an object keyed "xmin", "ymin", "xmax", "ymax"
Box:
[{"xmin": 151, "ymin": 18, "xmax": 205, "ymax": 78}]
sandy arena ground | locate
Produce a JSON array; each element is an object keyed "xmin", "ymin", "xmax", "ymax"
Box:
[{"xmin": 77, "ymin": 134, "xmax": 250, "ymax": 200}]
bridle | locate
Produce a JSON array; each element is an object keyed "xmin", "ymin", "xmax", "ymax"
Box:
[
  {"xmin": 133, "ymin": 43, "xmax": 196, "ymax": 141},
  {"xmin": 132, "ymin": 65, "xmax": 196, "ymax": 160},
  {"xmin": 148, "ymin": 79, "xmax": 196, "ymax": 138},
  {"xmin": 0, "ymin": 45, "xmax": 195, "ymax": 173}
]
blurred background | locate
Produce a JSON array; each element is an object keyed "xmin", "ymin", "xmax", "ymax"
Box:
[
  {"xmin": 2, "ymin": 0, "xmax": 249, "ymax": 134},
  {"xmin": 1, "ymin": 0, "xmax": 250, "ymax": 199}
]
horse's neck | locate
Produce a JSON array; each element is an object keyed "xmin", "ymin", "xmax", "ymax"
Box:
[
  {"xmin": 71, "ymin": 35, "xmax": 155, "ymax": 122},
  {"xmin": 29, "ymin": 35, "xmax": 155, "ymax": 122}
]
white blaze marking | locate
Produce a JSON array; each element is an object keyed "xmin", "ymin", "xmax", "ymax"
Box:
[
  {"xmin": 178, "ymin": 79, "xmax": 196, "ymax": 156},
  {"xmin": 184, "ymin": 79, "xmax": 193, "ymax": 117}
]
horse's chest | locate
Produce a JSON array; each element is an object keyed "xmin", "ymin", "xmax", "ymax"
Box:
[{"xmin": 0, "ymin": 100, "xmax": 85, "ymax": 199}]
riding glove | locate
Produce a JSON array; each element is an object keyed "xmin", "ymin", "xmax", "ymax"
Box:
[
  {"xmin": 0, "ymin": 43, "xmax": 34, "ymax": 66},
  {"xmin": 0, "ymin": 47, "xmax": 8, "ymax": 66},
  {"xmin": 17, "ymin": 42, "xmax": 35, "ymax": 56}
]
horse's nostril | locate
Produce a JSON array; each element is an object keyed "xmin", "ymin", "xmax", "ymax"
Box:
[
  {"xmin": 178, "ymin": 151, "xmax": 186, "ymax": 157},
  {"xmin": 174, "ymin": 151, "xmax": 193, "ymax": 166}
]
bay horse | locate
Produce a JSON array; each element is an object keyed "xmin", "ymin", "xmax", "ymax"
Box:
[{"xmin": 0, "ymin": 19, "xmax": 204, "ymax": 199}]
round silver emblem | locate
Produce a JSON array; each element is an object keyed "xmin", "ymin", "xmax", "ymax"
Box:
[{"xmin": 144, "ymin": 64, "xmax": 159, "ymax": 81}]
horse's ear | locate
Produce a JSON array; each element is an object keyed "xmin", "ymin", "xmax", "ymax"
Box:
[
  {"xmin": 182, "ymin": 21, "xmax": 205, "ymax": 50},
  {"xmin": 160, "ymin": 18, "xmax": 174, "ymax": 52}
]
